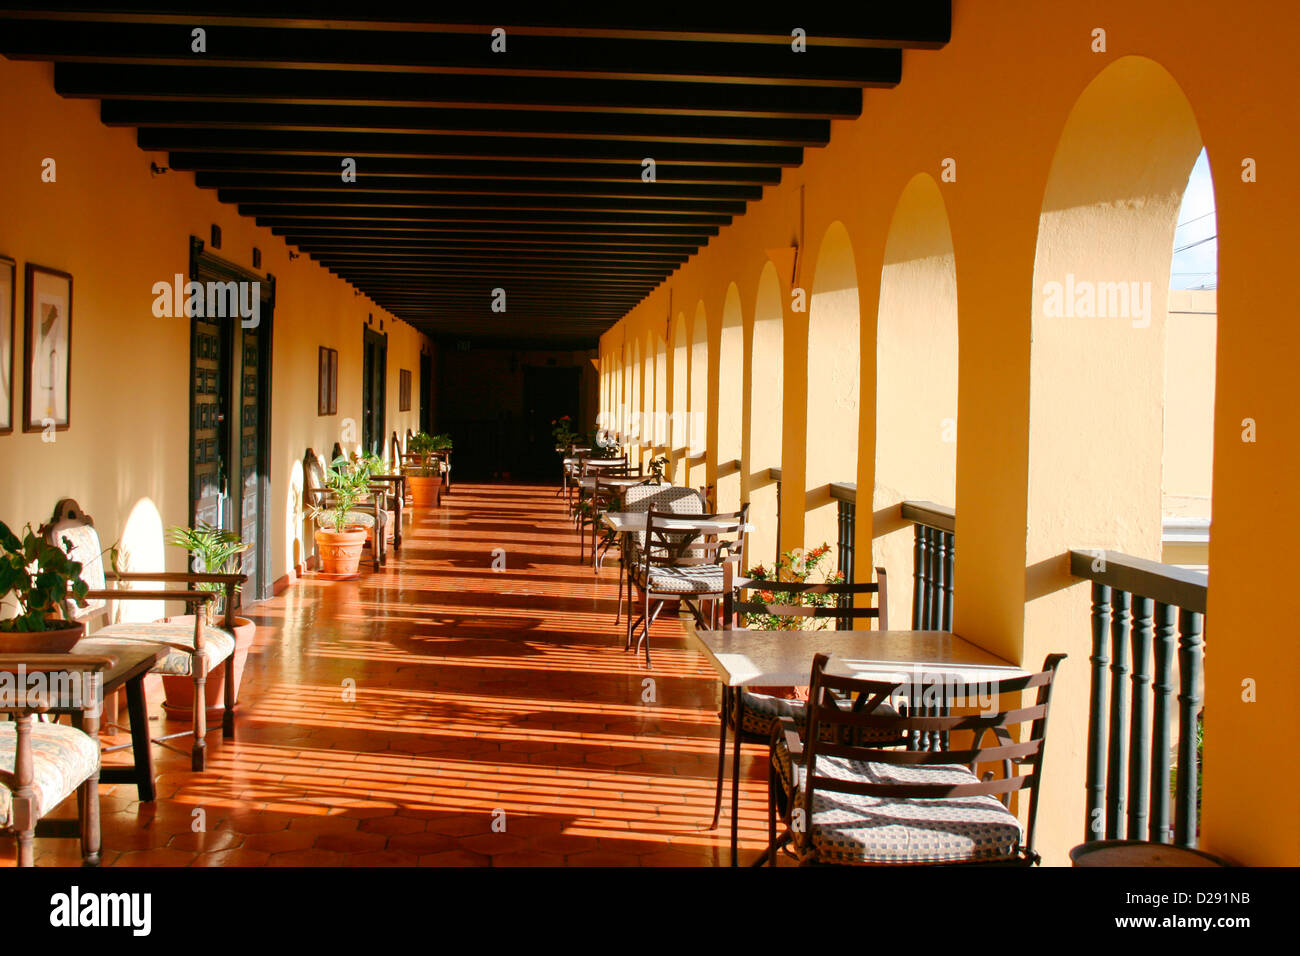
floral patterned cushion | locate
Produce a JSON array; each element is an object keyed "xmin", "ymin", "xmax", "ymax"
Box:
[
  {"xmin": 773, "ymin": 736, "xmax": 1022, "ymax": 865},
  {"xmin": 85, "ymin": 621, "xmax": 236, "ymax": 677},
  {"xmin": 0, "ymin": 721, "xmax": 100, "ymax": 825}
]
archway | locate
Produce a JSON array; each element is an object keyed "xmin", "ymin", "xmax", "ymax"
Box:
[
  {"xmin": 717, "ymin": 283, "xmax": 744, "ymax": 513},
  {"xmin": 748, "ymin": 261, "xmax": 784, "ymax": 567},
  {"xmin": 872, "ymin": 173, "xmax": 958, "ymax": 628},
  {"xmin": 1026, "ymin": 55, "xmax": 1209, "ymax": 863},
  {"xmin": 804, "ymin": 221, "xmax": 860, "ymax": 560},
  {"xmin": 688, "ymin": 301, "xmax": 709, "ymax": 489}
]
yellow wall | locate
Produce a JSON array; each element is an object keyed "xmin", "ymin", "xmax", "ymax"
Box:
[
  {"xmin": 596, "ymin": 1, "xmax": 1300, "ymax": 865},
  {"xmin": 0, "ymin": 58, "xmax": 430, "ymax": 596}
]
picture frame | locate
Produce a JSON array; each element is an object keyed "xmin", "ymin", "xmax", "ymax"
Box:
[
  {"xmin": 23, "ymin": 263, "xmax": 72, "ymax": 433},
  {"xmin": 318, "ymin": 345, "xmax": 338, "ymax": 415},
  {"xmin": 399, "ymin": 368, "xmax": 412, "ymax": 412},
  {"xmin": 0, "ymin": 256, "xmax": 13, "ymax": 434}
]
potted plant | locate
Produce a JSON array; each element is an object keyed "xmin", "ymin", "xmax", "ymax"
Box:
[
  {"xmin": 157, "ymin": 524, "xmax": 255, "ymax": 720},
  {"xmin": 310, "ymin": 455, "xmax": 372, "ymax": 577},
  {"xmin": 0, "ymin": 521, "xmax": 90, "ymax": 652},
  {"xmin": 551, "ymin": 415, "xmax": 578, "ymax": 453},
  {"xmin": 405, "ymin": 431, "xmax": 444, "ymax": 506}
]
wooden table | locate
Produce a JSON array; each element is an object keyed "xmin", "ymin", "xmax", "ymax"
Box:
[
  {"xmin": 55, "ymin": 641, "xmax": 167, "ymax": 802},
  {"xmin": 689, "ymin": 625, "xmax": 1025, "ymax": 865}
]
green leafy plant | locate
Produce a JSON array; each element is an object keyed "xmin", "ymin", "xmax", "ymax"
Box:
[
  {"xmin": 167, "ymin": 523, "xmax": 249, "ymax": 625},
  {"xmin": 587, "ymin": 430, "xmax": 621, "ymax": 459},
  {"xmin": 742, "ymin": 543, "xmax": 842, "ymax": 631},
  {"xmin": 405, "ymin": 432, "xmax": 444, "ymax": 477},
  {"xmin": 0, "ymin": 521, "xmax": 90, "ymax": 632},
  {"xmin": 429, "ymin": 433, "xmax": 453, "ymax": 452},
  {"xmin": 309, "ymin": 456, "xmax": 373, "ymax": 532}
]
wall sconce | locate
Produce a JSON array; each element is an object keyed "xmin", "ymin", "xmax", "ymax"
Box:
[
  {"xmin": 252, "ymin": 247, "xmax": 262, "ymax": 269},
  {"xmin": 287, "ymin": 250, "xmax": 300, "ymax": 260},
  {"xmin": 150, "ymin": 162, "xmax": 168, "ymax": 176},
  {"xmin": 210, "ymin": 225, "xmax": 221, "ymax": 249}
]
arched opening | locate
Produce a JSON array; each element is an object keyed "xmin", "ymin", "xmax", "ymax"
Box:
[
  {"xmin": 1162, "ymin": 147, "xmax": 1216, "ymax": 568},
  {"xmin": 670, "ymin": 312, "xmax": 688, "ymax": 482},
  {"xmin": 653, "ymin": 330, "xmax": 668, "ymax": 449},
  {"xmin": 717, "ymin": 283, "xmax": 744, "ymax": 513},
  {"xmin": 688, "ymin": 301, "xmax": 709, "ymax": 489},
  {"xmin": 872, "ymin": 173, "xmax": 958, "ymax": 628},
  {"xmin": 748, "ymin": 261, "xmax": 784, "ymax": 566},
  {"xmin": 1026, "ymin": 55, "xmax": 1210, "ymax": 862},
  {"xmin": 630, "ymin": 339, "xmax": 642, "ymax": 450},
  {"xmin": 804, "ymin": 221, "xmax": 860, "ymax": 559}
]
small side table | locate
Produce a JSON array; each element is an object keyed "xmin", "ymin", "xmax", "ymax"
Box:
[{"xmin": 1070, "ymin": 839, "xmax": 1233, "ymax": 866}]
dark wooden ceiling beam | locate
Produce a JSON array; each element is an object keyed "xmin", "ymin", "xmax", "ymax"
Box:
[
  {"xmin": 103, "ymin": 100, "xmax": 829, "ymax": 147},
  {"xmin": 175, "ymin": 153, "xmax": 783, "ymax": 185},
  {"xmin": 2, "ymin": 5, "xmax": 951, "ymax": 49},
  {"xmin": 137, "ymin": 128, "xmax": 802, "ymax": 165},
  {"xmin": 219, "ymin": 190, "xmax": 746, "ymax": 217},
  {"xmin": 4, "ymin": 19, "xmax": 906, "ymax": 85},
  {"xmin": 56, "ymin": 64, "xmax": 864, "ymax": 119},
  {"xmin": 264, "ymin": 220, "xmax": 717, "ymax": 238},
  {"xmin": 194, "ymin": 172, "xmax": 764, "ymax": 201}
]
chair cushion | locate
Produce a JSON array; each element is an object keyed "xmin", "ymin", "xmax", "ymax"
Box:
[
  {"xmin": 84, "ymin": 621, "xmax": 236, "ymax": 677},
  {"xmin": 773, "ymin": 738, "xmax": 1022, "ymax": 865},
  {"xmin": 766, "ymin": 701, "xmax": 903, "ymax": 795},
  {"xmin": 643, "ymin": 564, "xmax": 724, "ymax": 594},
  {"xmin": 0, "ymin": 721, "xmax": 100, "ymax": 826}
]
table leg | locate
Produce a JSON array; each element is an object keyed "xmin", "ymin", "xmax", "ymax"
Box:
[
  {"xmin": 731, "ymin": 685, "xmax": 743, "ymax": 866},
  {"xmin": 125, "ymin": 676, "xmax": 157, "ymax": 802}
]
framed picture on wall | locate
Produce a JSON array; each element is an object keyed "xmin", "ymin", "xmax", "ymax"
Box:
[
  {"xmin": 318, "ymin": 346, "xmax": 338, "ymax": 415},
  {"xmin": 399, "ymin": 368, "xmax": 412, "ymax": 411},
  {"xmin": 0, "ymin": 256, "xmax": 14, "ymax": 434},
  {"xmin": 23, "ymin": 263, "xmax": 72, "ymax": 433}
]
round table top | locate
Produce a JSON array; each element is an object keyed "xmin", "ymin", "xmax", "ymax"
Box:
[{"xmin": 1070, "ymin": 840, "xmax": 1231, "ymax": 867}]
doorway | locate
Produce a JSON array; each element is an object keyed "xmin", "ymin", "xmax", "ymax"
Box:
[
  {"xmin": 419, "ymin": 349, "xmax": 432, "ymax": 434},
  {"xmin": 362, "ymin": 325, "xmax": 387, "ymax": 457},
  {"xmin": 522, "ymin": 365, "xmax": 580, "ymax": 481},
  {"xmin": 186, "ymin": 237, "xmax": 275, "ymax": 603}
]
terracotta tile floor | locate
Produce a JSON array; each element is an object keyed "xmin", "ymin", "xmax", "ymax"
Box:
[{"xmin": 7, "ymin": 483, "xmax": 783, "ymax": 867}]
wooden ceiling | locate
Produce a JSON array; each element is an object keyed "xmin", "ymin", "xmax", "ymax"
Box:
[{"xmin": 0, "ymin": 4, "xmax": 950, "ymax": 347}]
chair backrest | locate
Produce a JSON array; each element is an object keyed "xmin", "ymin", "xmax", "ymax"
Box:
[
  {"xmin": 642, "ymin": 504, "xmax": 747, "ymax": 572},
  {"xmin": 800, "ymin": 652, "xmax": 1066, "ymax": 857},
  {"xmin": 728, "ymin": 567, "xmax": 890, "ymax": 630},
  {"xmin": 303, "ymin": 448, "xmax": 327, "ymax": 506},
  {"xmin": 623, "ymin": 485, "xmax": 703, "ymax": 550},
  {"xmin": 40, "ymin": 499, "xmax": 107, "ymax": 624},
  {"xmin": 330, "ymin": 441, "xmax": 345, "ymax": 462},
  {"xmin": 390, "ymin": 431, "xmax": 401, "ymax": 466},
  {"xmin": 581, "ymin": 457, "xmax": 628, "ymax": 476}
]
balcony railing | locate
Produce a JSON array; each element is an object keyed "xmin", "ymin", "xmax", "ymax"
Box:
[
  {"xmin": 901, "ymin": 501, "xmax": 955, "ymax": 630},
  {"xmin": 1069, "ymin": 549, "xmax": 1207, "ymax": 848},
  {"xmin": 831, "ymin": 482, "xmax": 857, "ymax": 630}
]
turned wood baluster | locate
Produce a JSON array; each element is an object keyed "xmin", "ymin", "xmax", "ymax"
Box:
[
  {"xmin": 1175, "ymin": 608, "xmax": 1205, "ymax": 847},
  {"xmin": 1085, "ymin": 582, "xmax": 1111, "ymax": 842},
  {"xmin": 1127, "ymin": 596, "xmax": 1154, "ymax": 839},
  {"xmin": 1150, "ymin": 601, "xmax": 1177, "ymax": 844},
  {"xmin": 1105, "ymin": 589, "xmax": 1131, "ymax": 839},
  {"xmin": 911, "ymin": 524, "xmax": 926, "ymax": 629}
]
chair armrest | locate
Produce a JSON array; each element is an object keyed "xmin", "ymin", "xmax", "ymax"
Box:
[
  {"xmin": 83, "ymin": 588, "xmax": 216, "ymax": 602},
  {"xmin": 107, "ymin": 571, "xmax": 246, "ymax": 586}
]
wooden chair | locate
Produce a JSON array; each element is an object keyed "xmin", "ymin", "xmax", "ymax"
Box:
[
  {"xmin": 627, "ymin": 505, "xmax": 747, "ymax": 667},
  {"xmin": 1, "ymin": 654, "xmax": 112, "ymax": 866},
  {"xmin": 570, "ymin": 456, "xmax": 628, "ymax": 521},
  {"xmin": 303, "ymin": 449, "xmax": 387, "ymax": 572},
  {"xmin": 41, "ymin": 499, "xmax": 243, "ymax": 772},
  {"xmin": 766, "ymin": 652, "xmax": 1066, "ymax": 866},
  {"xmin": 708, "ymin": 571, "xmax": 896, "ymax": 830}
]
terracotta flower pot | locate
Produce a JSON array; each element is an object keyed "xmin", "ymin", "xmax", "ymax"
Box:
[
  {"xmin": 315, "ymin": 526, "xmax": 369, "ymax": 577},
  {"xmin": 408, "ymin": 474, "xmax": 442, "ymax": 507},
  {"xmin": 0, "ymin": 619, "xmax": 85, "ymax": 654},
  {"xmin": 159, "ymin": 615, "xmax": 256, "ymax": 721}
]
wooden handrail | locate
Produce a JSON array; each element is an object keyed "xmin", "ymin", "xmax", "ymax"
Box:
[
  {"xmin": 1068, "ymin": 549, "xmax": 1207, "ymax": 614},
  {"xmin": 829, "ymin": 481, "xmax": 856, "ymax": 504},
  {"xmin": 901, "ymin": 500, "xmax": 955, "ymax": 534}
]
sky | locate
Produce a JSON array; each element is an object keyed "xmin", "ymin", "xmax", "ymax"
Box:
[{"xmin": 1170, "ymin": 148, "xmax": 1217, "ymax": 290}]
